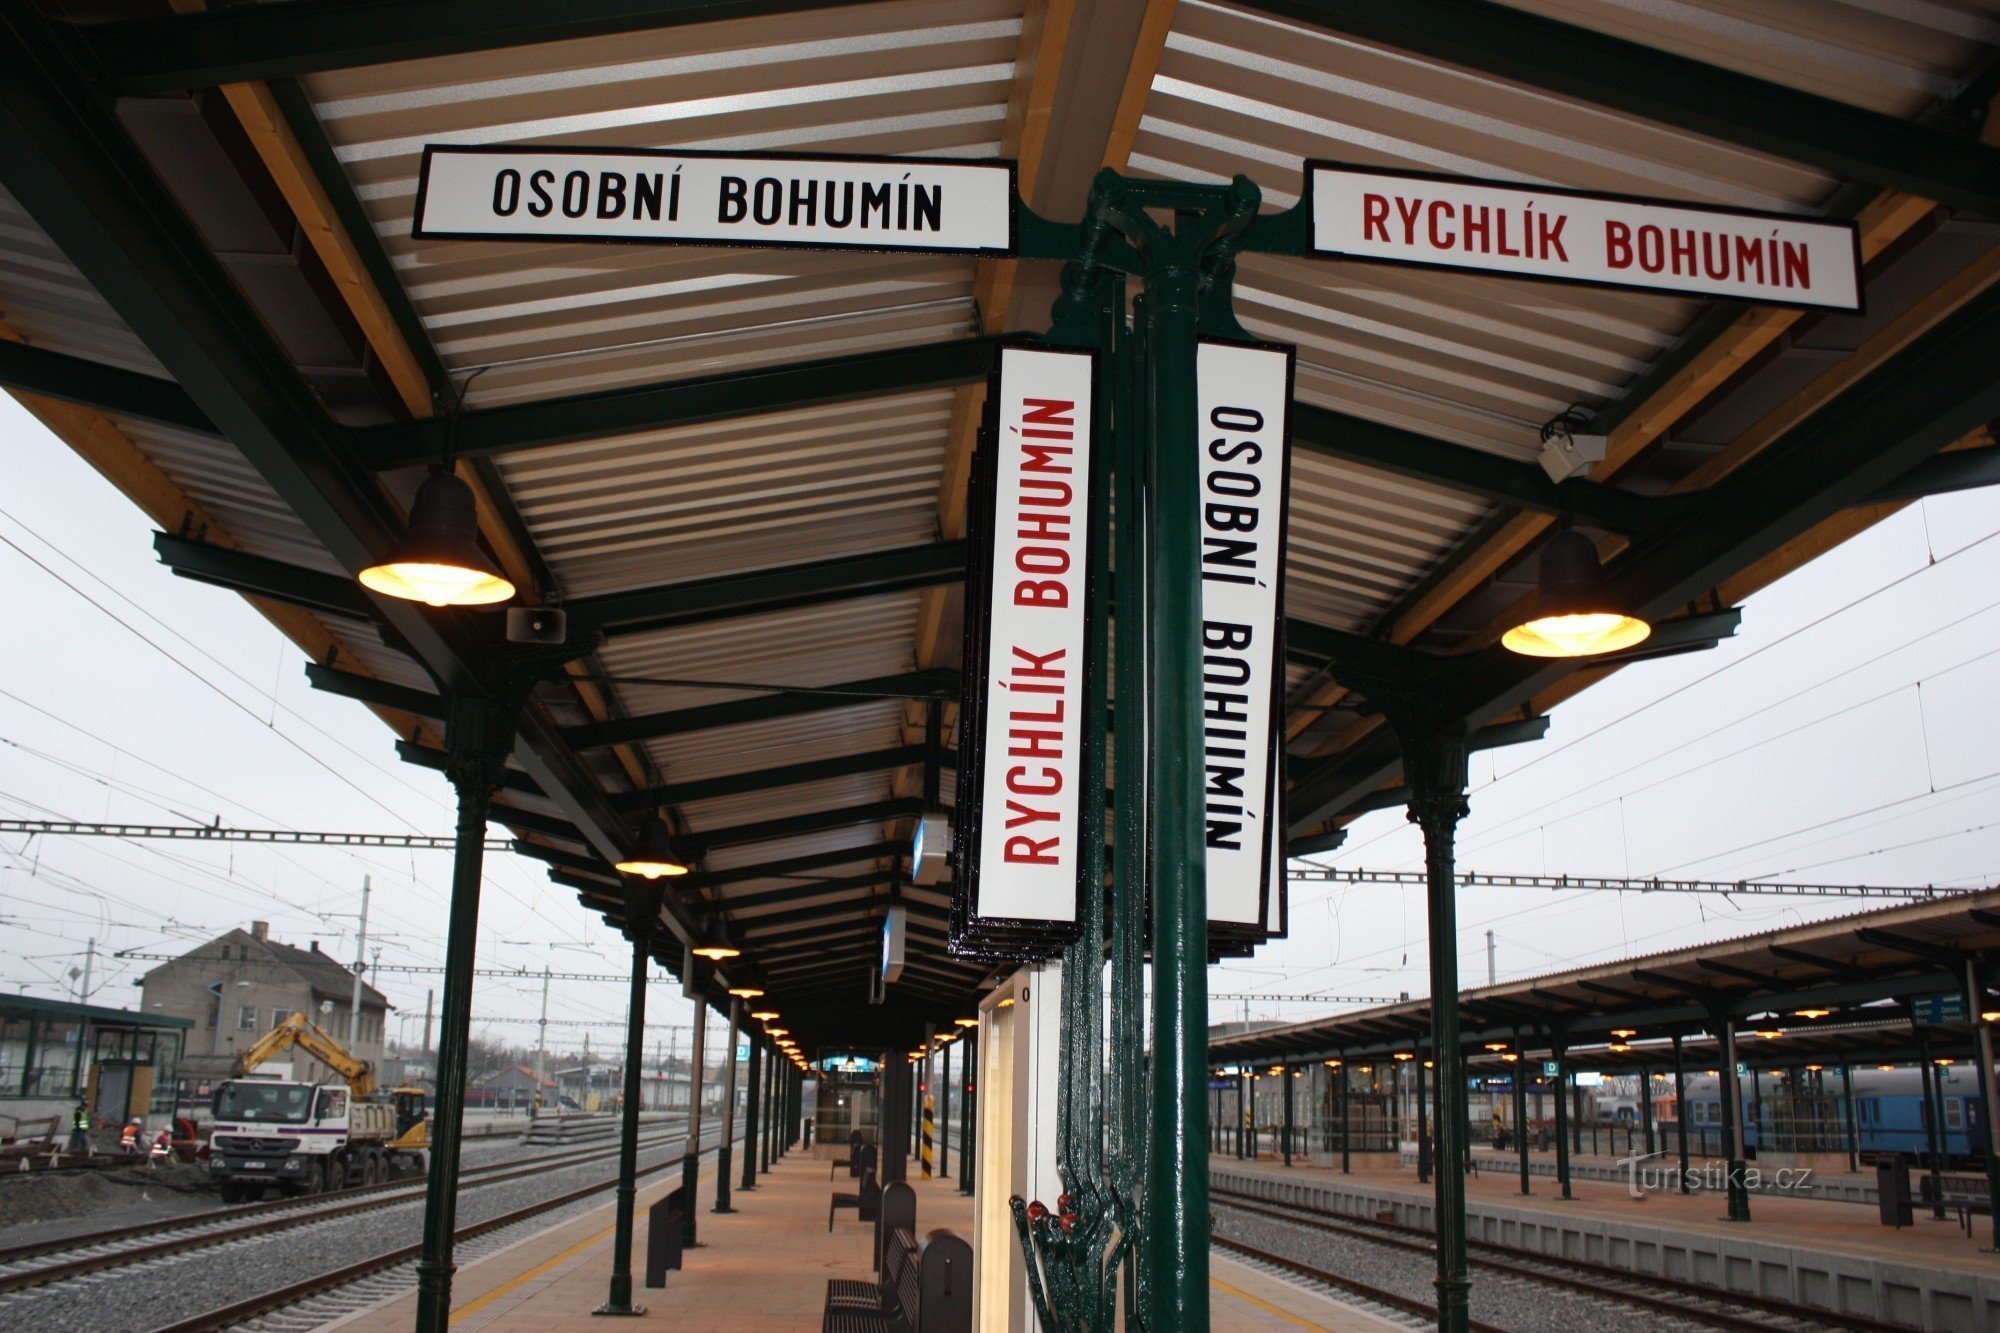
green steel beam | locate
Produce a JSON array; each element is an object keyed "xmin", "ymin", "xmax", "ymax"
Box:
[
  {"xmin": 681, "ymin": 797, "xmax": 923, "ymax": 854},
  {"xmin": 85, "ymin": 0, "xmax": 870, "ymax": 95},
  {"xmin": 510, "ymin": 838, "xmax": 620, "ymax": 880},
  {"xmin": 682, "ymin": 840, "xmax": 901, "ymax": 890},
  {"xmin": 1233, "ymin": 0, "xmax": 2000, "ymax": 215},
  {"xmin": 707, "ymin": 872, "xmax": 896, "ymax": 915},
  {"xmin": 155, "ymin": 532, "xmax": 382, "ymax": 622},
  {"xmin": 1868, "ymin": 447, "xmax": 2000, "ymax": 505},
  {"xmin": 396, "ymin": 742, "xmax": 546, "ymax": 799},
  {"xmin": 350, "ymin": 337, "xmax": 1006, "ymax": 473},
  {"xmin": 1292, "ymin": 401, "xmax": 1667, "ymax": 535},
  {"xmin": 0, "ymin": 337, "xmax": 214, "ymax": 435},
  {"xmin": 735, "ymin": 896, "xmax": 949, "ymax": 936},
  {"xmin": 611, "ymin": 744, "xmax": 944, "ymax": 811},
  {"xmin": 567, "ymin": 669, "xmax": 957, "ymax": 749},
  {"xmin": 304, "ymin": 662, "xmax": 445, "ymax": 720},
  {"xmin": 570, "ymin": 542, "xmax": 967, "ymax": 640},
  {"xmin": 487, "ymin": 802, "xmax": 591, "ymax": 845}
]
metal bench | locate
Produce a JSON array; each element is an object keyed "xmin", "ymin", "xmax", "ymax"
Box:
[
  {"xmin": 831, "ymin": 1130, "xmax": 867, "ymax": 1180},
  {"xmin": 824, "ymin": 1226, "xmax": 916, "ymax": 1318},
  {"xmin": 829, "ymin": 1166, "xmax": 880, "ymax": 1231},
  {"xmin": 820, "ymin": 1227, "xmax": 972, "ymax": 1333}
]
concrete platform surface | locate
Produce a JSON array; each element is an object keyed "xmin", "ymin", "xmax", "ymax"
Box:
[
  {"xmin": 1214, "ymin": 1157, "xmax": 2000, "ymax": 1330},
  {"xmin": 330, "ymin": 1152, "xmax": 1394, "ymax": 1330}
]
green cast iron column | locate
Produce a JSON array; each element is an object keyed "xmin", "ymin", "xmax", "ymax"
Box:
[
  {"xmin": 1552, "ymin": 1041, "xmax": 1573, "ymax": 1201},
  {"xmin": 738, "ymin": 1027, "xmax": 760, "ymax": 1192},
  {"xmin": 1399, "ymin": 719, "xmax": 1472, "ymax": 1333},
  {"xmin": 1716, "ymin": 1014, "xmax": 1750, "ymax": 1221},
  {"xmin": 414, "ymin": 697, "xmax": 508, "ymax": 1333},
  {"xmin": 1282, "ymin": 1066, "xmax": 1294, "ymax": 1167},
  {"xmin": 1514, "ymin": 1035, "xmax": 1530, "ymax": 1195},
  {"xmin": 1416, "ymin": 1052, "xmax": 1431, "ymax": 1184},
  {"xmin": 681, "ymin": 996, "xmax": 705, "ymax": 1247},
  {"xmin": 959, "ymin": 1029, "xmax": 977, "ymax": 1195},
  {"xmin": 714, "ymin": 998, "xmax": 740, "ymax": 1214},
  {"xmin": 598, "ymin": 886, "xmax": 658, "ymax": 1317},
  {"xmin": 1340, "ymin": 1063, "xmax": 1350, "ymax": 1173},
  {"xmin": 939, "ymin": 1040, "xmax": 951, "ymax": 1176},
  {"xmin": 1140, "ymin": 254, "xmax": 1210, "ymax": 1331},
  {"xmin": 1673, "ymin": 1034, "xmax": 1690, "ymax": 1193}
]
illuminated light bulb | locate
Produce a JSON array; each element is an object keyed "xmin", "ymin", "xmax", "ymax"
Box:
[
  {"xmin": 358, "ymin": 472, "xmax": 515, "ymax": 607},
  {"xmin": 1501, "ymin": 530, "xmax": 1649, "ymax": 658}
]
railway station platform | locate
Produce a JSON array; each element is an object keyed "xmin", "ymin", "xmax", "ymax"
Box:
[
  {"xmin": 326, "ymin": 1153, "xmax": 1396, "ymax": 1331},
  {"xmin": 1213, "ymin": 1156, "xmax": 2000, "ymax": 1329}
]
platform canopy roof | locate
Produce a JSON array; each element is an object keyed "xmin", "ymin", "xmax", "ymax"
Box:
[
  {"xmin": 1210, "ymin": 887, "xmax": 2000, "ymax": 1071},
  {"xmin": 2, "ymin": 0, "xmax": 1998, "ymax": 1053}
]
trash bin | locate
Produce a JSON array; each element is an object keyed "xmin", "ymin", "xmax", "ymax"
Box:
[{"xmin": 1876, "ymin": 1155, "xmax": 1912, "ymax": 1228}]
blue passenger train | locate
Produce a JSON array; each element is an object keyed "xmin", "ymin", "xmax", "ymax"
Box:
[{"xmin": 1675, "ymin": 1065, "xmax": 1990, "ymax": 1164}]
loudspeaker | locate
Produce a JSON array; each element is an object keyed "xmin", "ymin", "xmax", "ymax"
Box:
[{"xmin": 506, "ymin": 606, "xmax": 567, "ymax": 644}]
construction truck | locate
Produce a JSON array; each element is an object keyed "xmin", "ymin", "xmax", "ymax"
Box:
[{"xmin": 205, "ymin": 1012, "xmax": 430, "ymax": 1203}]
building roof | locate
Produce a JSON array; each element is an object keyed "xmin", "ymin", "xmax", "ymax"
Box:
[
  {"xmin": 2, "ymin": 0, "xmax": 1996, "ymax": 1051},
  {"xmin": 1210, "ymin": 887, "xmax": 2000, "ymax": 1068},
  {"xmin": 260, "ymin": 937, "xmax": 392, "ymax": 1012},
  {"xmin": 1, "ymin": 993, "xmax": 194, "ymax": 1030}
]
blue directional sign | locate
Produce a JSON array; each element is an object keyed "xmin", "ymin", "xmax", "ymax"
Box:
[{"xmin": 1912, "ymin": 993, "xmax": 1968, "ymax": 1025}]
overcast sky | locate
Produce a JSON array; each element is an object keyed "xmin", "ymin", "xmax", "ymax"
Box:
[{"xmin": 2, "ymin": 392, "xmax": 1996, "ymax": 1055}]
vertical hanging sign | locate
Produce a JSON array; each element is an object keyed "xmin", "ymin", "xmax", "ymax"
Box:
[
  {"xmin": 1196, "ymin": 340, "xmax": 1293, "ymax": 944},
  {"xmin": 953, "ymin": 345, "xmax": 1099, "ymax": 958}
]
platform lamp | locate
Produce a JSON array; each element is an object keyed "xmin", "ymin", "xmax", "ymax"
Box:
[
  {"xmin": 614, "ymin": 815, "xmax": 691, "ymax": 880},
  {"xmin": 1501, "ymin": 528, "xmax": 1650, "ymax": 658},
  {"xmin": 358, "ymin": 377, "xmax": 516, "ymax": 607},
  {"xmin": 691, "ymin": 916, "xmax": 741, "ymax": 961}
]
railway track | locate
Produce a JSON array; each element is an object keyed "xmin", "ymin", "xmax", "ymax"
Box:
[
  {"xmin": 1210, "ymin": 1186, "xmax": 1890, "ymax": 1332},
  {"xmin": 0, "ymin": 1123, "xmax": 690, "ymax": 1297}
]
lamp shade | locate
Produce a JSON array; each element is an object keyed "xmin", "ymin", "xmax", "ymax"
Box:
[
  {"xmin": 691, "ymin": 916, "xmax": 740, "ymax": 960},
  {"xmin": 614, "ymin": 816, "xmax": 690, "ymax": 879},
  {"xmin": 358, "ymin": 472, "xmax": 516, "ymax": 607},
  {"xmin": 1501, "ymin": 529, "xmax": 1650, "ymax": 658}
]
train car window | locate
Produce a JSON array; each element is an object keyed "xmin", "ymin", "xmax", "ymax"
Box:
[{"xmin": 1947, "ymin": 1098, "xmax": 1965, "ymax": 1131}]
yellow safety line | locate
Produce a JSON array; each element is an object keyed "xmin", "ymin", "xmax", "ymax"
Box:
[
  {"xmin": 1210, "ymin": 1275, "xmax": 1332, "ymax": 1330},
  {"xmin": 448, "ymin": 1166, "xmax": 718, "ymax": 1324}
]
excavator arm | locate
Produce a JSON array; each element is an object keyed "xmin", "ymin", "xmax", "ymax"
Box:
[{"xmin": 233, "ymin": 1012, "xmax": 377, "ymax": 1097}]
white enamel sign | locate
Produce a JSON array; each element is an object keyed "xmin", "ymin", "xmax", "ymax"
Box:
[
  {"xmin": 1196, "ymin": 341, "xmax": 1292, "ymax": 935},
  {"xmin": 1311, "ymin": 164, "xmax": 1861, "ymax": 312},
  {"xmin": 971, "ymin": 346, "xmax": 1095, "ymax": 930},
  {"xmin": 414, "ymin": 147, "xmax": 1016, "ymax": 255}
]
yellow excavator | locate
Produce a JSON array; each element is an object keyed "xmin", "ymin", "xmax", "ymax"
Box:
[{"xmin": 207, "ymin": 1012, "xmax": 430, "ymax": 1201}]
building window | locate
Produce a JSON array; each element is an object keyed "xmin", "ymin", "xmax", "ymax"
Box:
[
  {"xmin": 273, "ymin": 1008, "xmax": 289, "ymax": 1032},
  {"xmin": 239, "ymin": 1004, "xmax": 257, "ymax": 1031}
]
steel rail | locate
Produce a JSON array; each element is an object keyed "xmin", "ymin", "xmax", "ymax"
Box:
[
  {"xmin": 0, "ymin": 1127, "xmax": 689, "ymax": 1294},
  {"xmin": 1212, "ymin": 1188, "xmax": 1883, "ymax": 1331},
  {"xmin": 152, "ymin": 1142, "xmax": 724, "ymax": 1333}
]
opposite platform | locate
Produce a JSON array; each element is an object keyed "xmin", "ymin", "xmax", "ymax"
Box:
[{"xmin": 1215, "ymin": 1156, "xmax": 2000, "ymax": 1329}]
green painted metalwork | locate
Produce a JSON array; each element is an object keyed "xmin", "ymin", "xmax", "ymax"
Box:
[
  {"xmin": 568, "ymin": 541, "xmax": 968, "ymax": 640},
  {"xmin": 738, "ymin": 1027, "xmax": 760, "ymax": 1193},
  {"xmin": 599, "ymin": 878, "xmax": 662, "ymax": 1316},
  {"xmin": 1392, "ymin": 717, "xmax": 1472, "ymax": 1332},
  {"xmin": 0, "ymin": 337, "xmax": 214, "ymax": 434},
  {"xmin": 568, "ymin": 673, "xmax": 956, "ymax": 748},
  {"xmin": 353, "ymin": 337, "xmax": 1006, "ymax": 472},
  {"xmin": 713, "ymin": 997, "xmax": 739, "ymax": 1214},
  {"xmin": 1291, "ymin": 400, "xmax": 1667, "ymax": 533}
]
